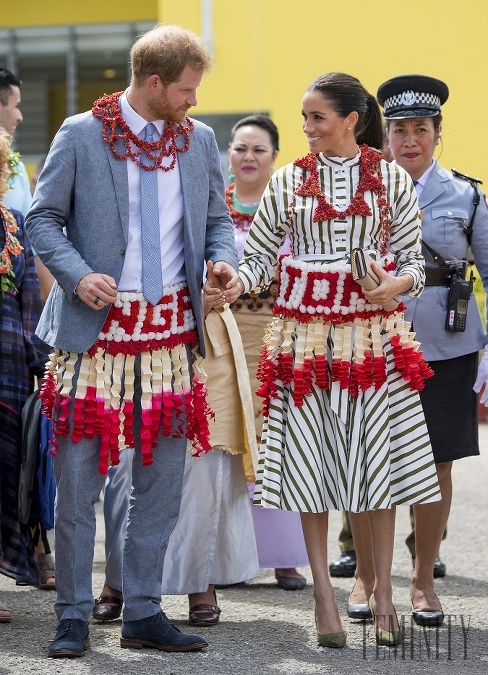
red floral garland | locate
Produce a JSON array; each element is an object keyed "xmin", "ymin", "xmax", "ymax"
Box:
[
  {"xmin": 92, "ymin": 91, "xmax": 194, "ymax": 172},
  {"xmin": 0, "ymin": 204, "xmax": 23, "ymax": 295},
  {"xmin": 290, "ymin": 145, "xmax": 391, "ymax": 255},
  {"xmin": 225, "ymin": 183, "xmax": 257, "ymax": 230}
]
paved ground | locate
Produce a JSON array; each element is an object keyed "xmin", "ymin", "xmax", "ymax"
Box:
[{"xmin": 1, "ymin": 426, "xmax": 488, "ymax": 675}]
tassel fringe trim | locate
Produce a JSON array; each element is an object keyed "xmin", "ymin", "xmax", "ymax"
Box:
[
  {"xmin": 40, "ymin": 286, "xmax": 213, "ymax": 474},
  {"xmin": 256, "ymin": 314, "xmax": 433, "ymax": 414}
]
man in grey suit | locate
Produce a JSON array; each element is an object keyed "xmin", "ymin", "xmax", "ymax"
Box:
[{"xmin": 26, "ymin": 24, "xmax": 240, "ymax": 658}]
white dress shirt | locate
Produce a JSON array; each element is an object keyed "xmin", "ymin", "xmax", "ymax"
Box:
[
  {"xmin": 412, "ymin": 160, "xmax": 436, "ymax": 200},
  {"xmin": 117, "ymin": 91, "xmax": 186, "ymax": 292}
]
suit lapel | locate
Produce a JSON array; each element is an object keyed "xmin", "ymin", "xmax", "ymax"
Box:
[
  {"xmin": 104, "ymin": 142, "xmax": 130, "ymax": 242},
  {"xmin": 178, "ymin": 147, "xmax": 197, "ymax": 267}
]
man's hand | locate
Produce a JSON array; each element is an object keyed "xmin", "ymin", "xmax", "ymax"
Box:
[
  {"xmin": 75, "ymin": 273, "xmax": 117, "ymax": 310},
  {"xmin": 205, "ymin": 260, "xmax": 244, "ymax": 305}
]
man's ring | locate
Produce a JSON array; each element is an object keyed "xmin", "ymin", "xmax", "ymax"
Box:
[{"xmin": 94, "ymin": 296, "xmax": 100, "ymax": 306}]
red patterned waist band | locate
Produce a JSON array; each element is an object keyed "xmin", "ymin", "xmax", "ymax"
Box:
[
  {"xmin": 274, "ymin": 255, "xmax": 403, "ymax": 324},
  {"xmin": 40, "ymin": 284, "xmax": 212, "ymax": 474},
  {"xmin": 89, "ymin": 283, "xmax": 198, "ymax": 356}
]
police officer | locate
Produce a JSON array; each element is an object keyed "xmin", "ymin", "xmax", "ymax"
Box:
[{"xmin": 348, "ymin": 74, "xmax": 488, "ymax": 629}]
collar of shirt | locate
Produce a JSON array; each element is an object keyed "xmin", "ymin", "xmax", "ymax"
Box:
[
  {"xmin": 412, "ymin": 160, "xmax": 436, "ymax": 200},
  {"xmin": 119, "ymin": 90, "xmax": 165, "ymax": 139}
]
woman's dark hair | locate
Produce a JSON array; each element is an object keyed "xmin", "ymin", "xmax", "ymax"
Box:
[
  {"xmin": 432, "ymin": 113, "xmax": 442, "ymax": 135},
  {"xmin": 230, "ymin": 114, "xmax": 280, "ymax": 153},
  {"xmin": 307, "ymin": 72, "xmax": 384, "ymax": 150}
]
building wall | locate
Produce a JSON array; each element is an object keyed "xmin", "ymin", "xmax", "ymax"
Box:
[
  {"xmin": 0, "ymin": 1, "xmax": 157, "ymax": 26},
  {"xmin": 1, "ymin": 0, "xmax": 487, "ymax": 182},
  {"xmin": 161, "ymin": 0, "xmax": 488, "ymax": 182}
]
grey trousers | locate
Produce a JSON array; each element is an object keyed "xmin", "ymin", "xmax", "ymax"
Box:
[
  {"xmin": 53, "ymin": 432, "xmax": 186, "ymax": 622},
  {"xmin": 104, "ymin": 448, "xmax": 133, "ymax": 592}
]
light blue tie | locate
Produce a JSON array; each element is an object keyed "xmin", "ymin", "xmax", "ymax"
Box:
[{"xmin": 140, "ymin": 123, "xmax": 163, "ymax": 305}]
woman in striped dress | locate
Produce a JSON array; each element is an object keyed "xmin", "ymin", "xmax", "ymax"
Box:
[{"xmin": 236, "ymin": 72, "xmax": 441, "ymax": 647}]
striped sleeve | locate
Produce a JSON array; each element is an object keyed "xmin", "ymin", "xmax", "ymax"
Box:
[
  {"xmin": 239, "ymin": 166, "xmax": 291, "ymax": 293},
  {"xmin": 385, "ymin": 162, "xmax": 425, "ymax": 297}
]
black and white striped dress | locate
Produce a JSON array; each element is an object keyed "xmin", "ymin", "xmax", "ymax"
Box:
[{"xmin": 239, "ymin": 150, "xmax": 441, "ymax": 513}]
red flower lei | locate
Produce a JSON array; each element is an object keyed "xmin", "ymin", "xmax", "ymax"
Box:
[
  {"xmin": 92, "ymin": 91, "xmax": 194, "ymax": 172},
  {"xmin": 225, "ymin": 183, "xmax": 257, "ymax": 230},
  {"xmin": 292, "ymin": 145, "xmax": 391, "ymax": 255}
]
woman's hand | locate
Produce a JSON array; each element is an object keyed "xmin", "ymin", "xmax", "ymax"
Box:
[
  {"xmin": 202, "ymin": 284, "xmax": 224, "ymax": 316},
  {"xmin": 362, "ymin": 262, "xmax": 413, "ymax": 306}
]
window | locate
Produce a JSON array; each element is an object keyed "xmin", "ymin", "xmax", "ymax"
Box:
[{"xmin": 0, "ymin": 22, "xmax": 154, "ymax": 164}]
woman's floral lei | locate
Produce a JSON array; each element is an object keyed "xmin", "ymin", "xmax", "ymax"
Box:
[
  {"xmin": 7, "ymin": 150, "xmax": 22, "ymax": 185},
  {"xmin": 290, "ymin": 145, "xmax": 391, "ymax": 256},
  {"xmin": 0, "ymin": 203, "xmax": 23, "ymax": 295}
]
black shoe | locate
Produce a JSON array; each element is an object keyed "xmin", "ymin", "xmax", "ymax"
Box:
[
  {"xmin": 411, "ymin": 554, "xmax": 446, "ymax": 578},
  {"xmin": 275, "ymin": 573, "xmax": 307, "ymax": 590},
  {"xmin": 433, "ymin": 555, "xmax": 446, "ymax": 578},
  {"xmin": 347, "ymin": 600, "xmax": 373, "ymax": 620},
  {"xmin": 121, "ymin": 610, "xmax": 208, "ymax": 652},
  {"xmin": 411, "ymin": 593, "xmax": 445, "ymax": 627},
  {"xmin": 329, "ymin": 551, "xmax": 357, "ymax": 578},
  {"xmin": 92, "ymin": 595, "xmax": 123, "ymax": 621},
  {"xmin": 412, "ymin": 607, "xmax": 445, "ymax": 627},
  {"xmin": 346, "ymin": 583, "xmax": 372, "ymax": 620},
  {"xmin": 48, "ymin": 619, "xmax": 90, "ymax": 658}
]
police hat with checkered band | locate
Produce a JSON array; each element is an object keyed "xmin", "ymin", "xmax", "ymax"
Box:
[{"xmin": 377, "ymin": 74, "xmax": 449, "ymax": 119}]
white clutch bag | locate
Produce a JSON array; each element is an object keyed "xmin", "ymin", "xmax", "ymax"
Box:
[{"xmin": 350, "ymin": 248, "xmax": 400, "ymax": 312}]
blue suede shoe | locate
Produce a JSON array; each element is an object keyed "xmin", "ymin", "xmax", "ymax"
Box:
[
  {"xmin": 121, "ymin": 610, "xmax": 208, "ymax": 652},
  {"xmin": 48, "ymin": 619, "xmax": 90, "ymax": 658}
]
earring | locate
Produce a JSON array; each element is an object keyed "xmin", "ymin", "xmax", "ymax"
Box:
[{"xmin": 228, "ymin": 171, "xmax": 235, "ymax": 182}]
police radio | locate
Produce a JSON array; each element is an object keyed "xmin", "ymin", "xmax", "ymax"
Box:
[{"xmin": 446, "ymin": 269, "xmax": 473, "ymax": 332}]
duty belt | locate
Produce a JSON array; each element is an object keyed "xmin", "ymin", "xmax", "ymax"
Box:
[{"xmin": 424, "ymin": 266, "xmax": 453, "ymax": 286}]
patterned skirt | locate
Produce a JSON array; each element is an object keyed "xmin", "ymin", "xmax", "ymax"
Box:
[{"xmin": 253, "ymin": 258, "xmax": 441, "ymax": 513}]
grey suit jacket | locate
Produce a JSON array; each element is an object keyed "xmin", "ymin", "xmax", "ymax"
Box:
[
  {"xmin": 403, "ymin": 161, "xmax": 488, "ymax": 361},
  {"xmin": 26, "ymin": 112, "xmax": 238, "ymax": 354}
]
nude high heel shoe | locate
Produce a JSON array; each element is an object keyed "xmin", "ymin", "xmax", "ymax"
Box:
[
  {"xmin": 314, "ymin": 602, "xmax": 347, "ymax": 648},
  {"xmin": 369, "ymin": 594, "xmax": 403, "ymax": 646}
]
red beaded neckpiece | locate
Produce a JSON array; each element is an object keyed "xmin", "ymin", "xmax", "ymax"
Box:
[
  {"xmin": 292, "ymin": 145, "xmax": 391, "ymax": 255},
  {"xmin": 92, "ymin": 92, "xmax": 194, "ymax": 172},
  {"xmin": 225, "ymin": 183, "xmax": 258, "ymax": 231}
]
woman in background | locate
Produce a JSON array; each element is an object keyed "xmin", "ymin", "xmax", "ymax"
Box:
[
  {"xmin": 228, "ymin": 115, "xmax": 309, "ymax": 590},
  {"xmin": 92, "ymin": 294, "xmax": 260, "ymax": 626},
  {"xmin": 0, "ymin": 128, "xmax": 51, "ymax": 621}
]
